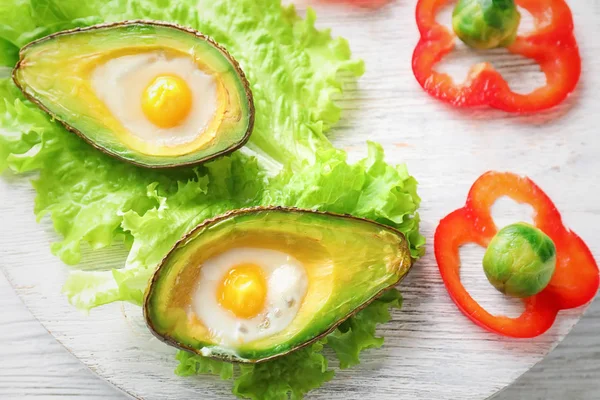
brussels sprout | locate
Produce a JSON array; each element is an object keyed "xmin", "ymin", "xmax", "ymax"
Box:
[
  {"xmin": 452, "ymin": 0, "xmax": 521, "ymax": 49},
  {"xmin": 483, "ymin": 222, "xmax": 556, "ymax": 298}
]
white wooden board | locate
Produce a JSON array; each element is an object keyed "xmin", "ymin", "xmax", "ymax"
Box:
[{"xmin": 1, "ymin": 1, "xmax": 600, "ymax": 399}]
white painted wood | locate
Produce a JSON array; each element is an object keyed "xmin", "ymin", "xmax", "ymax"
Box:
[
  {"xmin": 0, "ymin": 274, "xmax": 125, "ymax": 399},
  {"xmin": 1, "ymin": 1, "xmax": 600, "ymax": 399}
]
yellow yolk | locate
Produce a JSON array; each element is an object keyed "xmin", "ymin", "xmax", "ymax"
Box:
[
  {"xmin": 141, "ymin": 74, "xmax": 193, "ymax": 128},
  {"xmin": 218, "ymin": 263, "xmax": 267, "ymax": 319}
]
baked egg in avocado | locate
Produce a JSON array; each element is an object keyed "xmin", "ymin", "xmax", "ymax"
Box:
[
  {"xmin": 12, "ymin": 21, "xmax": 254, "ymax": 168},
  {"xmin": 144, "ymin": 207, "xmax": 413, "ymax": 363}
]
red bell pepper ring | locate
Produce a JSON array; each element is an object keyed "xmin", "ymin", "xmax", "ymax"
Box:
[
  {"xmin": 412, "ymin": 0, "xmax": 581, "ymax": 112},
  {"xmin": 434, "ymin": 172, "xmax": 599, "ymax": 338}
]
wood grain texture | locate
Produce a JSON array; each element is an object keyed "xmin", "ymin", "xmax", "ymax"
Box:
[
  {"xmin": 1, "ymin": 0, "xmax": 600, "ymax": 399},
  {"xmin": 0, "ymin": 274, "xmax": 125, "ymax": 400}
]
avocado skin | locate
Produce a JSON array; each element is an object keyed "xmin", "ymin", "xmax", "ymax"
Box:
[
  {"xmin": 12, "ymin": 20, "xmax": 255, "ymax": 169},
  {"xmin": 144, "ymin": 206, "xmax": 414, "ymax": 363}
]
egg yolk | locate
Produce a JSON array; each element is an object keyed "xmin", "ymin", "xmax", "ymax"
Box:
[
  {"xmin": 141, "ymin": 74, "xmax": 193, "ymax": 128},
  {"xmin": 218, "ymin": 264, "xmax": 267, "ymax": 319}
]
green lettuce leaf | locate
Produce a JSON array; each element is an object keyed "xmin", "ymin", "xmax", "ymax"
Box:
[
  {"xmin": 328, "ymin": 289, "xmax": 403, "ymax": 369},
  {"xmin": 0, "ymin": 0, "xmax": 425, "ymax": 398},
  {"xmin": 176, "ymin": 351, "xmax": 235, "ymax": 380},
  {"xmin": 176, "ymin": 341, "xmax": 333, "ymax": 400},
  {"xmin": 0, "ymin": 38, "xmax": 18, "ymax": 67},
  {"xmin": 233, "ymin": 340, "xmax": 334, "ymax": 400}
]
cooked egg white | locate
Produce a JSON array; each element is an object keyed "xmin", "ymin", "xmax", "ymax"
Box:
[
  {"xmin": 91, "ymin": 51, "xmax": 217, "ymax": 147},
  {"xmin": 192, "ymin": 248, "xmax": 308, "ymax": 346}
]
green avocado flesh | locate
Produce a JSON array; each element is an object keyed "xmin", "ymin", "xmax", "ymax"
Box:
[
  {"xmin": 12, "ymin": 21, "xmax": 254, "ymax": 168},
  {"xmin": 144, "ymin": 207, "xmax": 413, "ymax": 363}
]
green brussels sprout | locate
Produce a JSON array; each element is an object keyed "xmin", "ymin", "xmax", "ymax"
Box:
[
  {"xmin": 483, "ymin": 222, "xmax": 556, "ymax": 298},
  {"xmin": 452, "ymin": 0, "xmax": 521, "ymax": 50}
]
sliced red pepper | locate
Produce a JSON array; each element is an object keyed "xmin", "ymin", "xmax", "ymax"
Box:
[
  {"xmin": 434, "ymin": 172, "xmax": 599, "ymax": 338},
  {"xmin": 412, "ymin": 0, "xmax": 581, "ymax": 112}
]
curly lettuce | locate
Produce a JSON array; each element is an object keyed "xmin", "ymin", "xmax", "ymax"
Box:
[{"xmin": 0, "ymin": 0, "xmax": 425, "ymax": 398}]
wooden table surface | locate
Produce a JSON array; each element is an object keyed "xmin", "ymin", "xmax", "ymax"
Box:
[{"xmin": 1, "ymin": 273, "xmax": 598, "ymax": 399}]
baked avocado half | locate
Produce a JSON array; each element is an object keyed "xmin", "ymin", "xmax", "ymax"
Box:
[
  {"xmin": 144, "ymin": 207, "xmax": 413, "ymax": 363},
  {"xmin": 12, "ymin": 21, "xmax": 254, "ymax": 168}
]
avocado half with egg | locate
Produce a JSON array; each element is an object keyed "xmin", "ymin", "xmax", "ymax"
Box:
[
  {"xmin": 12, "ymin": 21, "xmax": 254, "ymax": 168},
  {"xmin": 144, "ymin": 207, "xmax": 413, "ymax": 363}
]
